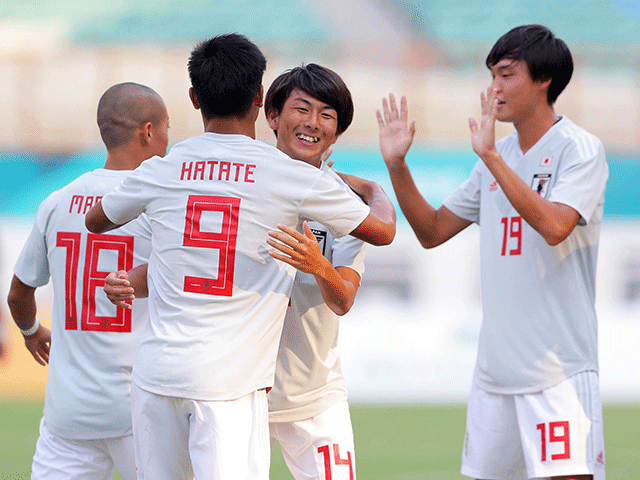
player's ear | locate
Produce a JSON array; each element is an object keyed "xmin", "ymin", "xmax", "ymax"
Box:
[
  {"xmin": 537, "ymin": 77, "xmax": 552, "ymax": 97},
  {"xmin": 140, "ymin": 121, "xmax": 153, "ymax": 145},
  {"xmin": 267, "ymin": 110, "xmax": 280, "ymax": 131},
  {"xmin": 254, "ymin": 85, "xmax": 264, "ymax": 109},
  {"xmin": 189, "ymin": 87, "xmax": 200, "ymax": 110}
]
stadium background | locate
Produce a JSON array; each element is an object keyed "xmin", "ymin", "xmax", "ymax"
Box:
[{"xmin": 1, "ymin": 0, "xmax": 639, "ymax": 477}]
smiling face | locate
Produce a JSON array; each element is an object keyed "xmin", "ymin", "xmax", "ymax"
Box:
[
  {"xmin": 489, "ymin": 58, "xmax": 551, "ymax": 126},
  {"xmin": 267, "ymin": 89, "xmax": 339, "ymax": 167}
]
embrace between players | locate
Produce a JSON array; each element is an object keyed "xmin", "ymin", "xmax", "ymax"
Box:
[{"xmin": 9, "ymin": 25, "xmax": 607, "ymax": 480}]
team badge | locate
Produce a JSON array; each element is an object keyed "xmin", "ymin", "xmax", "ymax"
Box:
[
  {"xmin": 489, "ymin": 180, "xmax": 498, "ymax": 192},
  {"xmin": 311, "ymin": 228, "xmax": 328, "ymax": 256},
  {"xmin": 540, "ymin": 155, "xmax": 552, "ymax": 167},
  {"xmin": 531, "ymin": 173, "xmax": 551, "ymax": 197}
]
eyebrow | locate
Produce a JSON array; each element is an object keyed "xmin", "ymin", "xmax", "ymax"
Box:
[
  {"xmin": 494, "ymin": 59, "xmax": 518, "ymax": 72},
  {"xmin": 291, "ymin": 97, "xmax": 337, "ymax": 112}
]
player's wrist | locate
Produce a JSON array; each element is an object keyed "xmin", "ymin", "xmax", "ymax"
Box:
[{"xmin": 19, "ymin": 317, "xmax": 40, "ymax": 337}]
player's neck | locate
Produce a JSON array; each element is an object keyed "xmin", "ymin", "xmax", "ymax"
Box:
[
  {"xmin": 514, "ymin": 105, "xmax": 559, "ymax": 155},
  {"xmin": 104, "ymin": 149, "xmax": 147, "ymax": 171},
  {"xmin": 202, "ymin": 116, "xmax": 256, "ymax": 139}
]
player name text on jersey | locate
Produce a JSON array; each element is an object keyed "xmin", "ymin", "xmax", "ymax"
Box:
[
  {"xmin": 69, "ymin": 195, "xmax": 103, "ymax": 214},
  {"xmin": 180, "ymin": 161, "xmax": 256, "ymax": 183}
]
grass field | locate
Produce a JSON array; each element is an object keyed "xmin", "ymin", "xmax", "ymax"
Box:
[{"xmin": 1, "ymin": 402, "xmax": 638, "ymax": 479}]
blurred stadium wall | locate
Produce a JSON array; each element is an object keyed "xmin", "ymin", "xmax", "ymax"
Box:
[{"xmin": 1, "ymin": 0, "xmax": 640, "ymax": 401}]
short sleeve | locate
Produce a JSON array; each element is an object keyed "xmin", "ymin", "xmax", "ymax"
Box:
[
  {"xmin": 101, "ymin": 159, "xmax": 158, "ymax": 226},
  {"xmin": 14, "ymin": 201, "xmax": 52, "ymax": 287},
  {"xmin": 298, "ymin": 171, "xmax": 370, "ymax": 239},
  {"xmin": 548, "ymin": 140, "xmax": 608, "ymax": 225},
  {"xmin": 442, "ymin": 160, "xmax": 483, "ymax": 224},
  {"xmin": 331, "ymin": 235, "xmax": 366, "ymax": 277}
]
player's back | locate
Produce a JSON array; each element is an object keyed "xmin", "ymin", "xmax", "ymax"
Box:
[
  {"xmin": 100, "ymin": 132, "xmax": 369, "ymax": 402},
  {"xmin": 14, "ymin": 168, "xmax": 152, "ymax": 439}
]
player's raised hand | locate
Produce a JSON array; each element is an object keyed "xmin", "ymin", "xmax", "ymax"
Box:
[
  {"xmin": 469, "ymin": 86, "xmax": 499, "ymax": 160},
  {"xmin": 104, "ymin": 270, "xmax": 134, "ymax": 310},
  {"xmin": 267, "ymin": 222, "xmax": 330, "ymax": 275},
  {"xmin": 377, "ymin": 94, "xmax": 416, "ymax": 167},
  {"xmin": 24, "ymin": 325, "xmax": 51, "ymax": 366},
  {"xmin": 321, "ymin": 146, "xmax": 334, "ymax": 168}
]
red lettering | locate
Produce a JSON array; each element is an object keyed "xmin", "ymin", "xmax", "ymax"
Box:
[
  {"xmin": 57, "ymin": 232, "xmax": 81, "ymax": 329},
  {"xmin": 70, "ymin": 195, "xmax": 83, "ymax": 213},
  {"xmin": 82, "ymin": 234, "xmax": 134, "ymax": 332},
  {"xmin": 317, "ymin": 444, "xmax": 354, "ymax": 480},
  {"xmin": 181, "ymin": 162, "xmax": 193, "ymax": 180},
  {"xmin": 183, "ymin": 196, "xmax": 240, "ymax": 297},
  {"xmin": 537, "ymin": 421, "xmax": 570, "ymax": 462},
  {"xmin": 194, "ymin": 161, "xmax": 206, "ymax": 180},
  {"xmin": 245, "ymin": 164, "xmax": 256, "ymax": 183},
  {"xmin": 232, "ymin": 163, "xmax": 243, "ymax": 182},
  {"xmin": 83, "ymin": 196, "xmax": 95, "ymax": 214},
  {"xmin": 207, "ymin": 161, "xmax": 218, "ymax": 180},
  {"xmin": 219, "ymin": 162, "xmax": 231, "ymax": 181}
]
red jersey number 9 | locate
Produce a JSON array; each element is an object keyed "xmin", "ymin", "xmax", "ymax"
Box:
[{"xmin": 183, "ymin": 195, "xmax": 241, "ymax": 297}]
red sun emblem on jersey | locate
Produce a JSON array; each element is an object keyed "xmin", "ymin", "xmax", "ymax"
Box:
[
  {"xmin": 489, "ymin": 181, "xmax": 498, "ymax": 191},
  {"xmin": 540, "ymin": 156, "xmax": 552, "ymax": 166}
]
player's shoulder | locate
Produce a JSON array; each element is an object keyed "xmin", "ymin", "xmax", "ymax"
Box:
[
  {"xmin": 37, "ymin": 169, "xmax": 98, "ymax": 209},
  {"xmin": 554, "ymin": 116, "xmax": 604, "ymax": 157}
]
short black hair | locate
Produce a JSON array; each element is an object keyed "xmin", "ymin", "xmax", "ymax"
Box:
[
  {"xmin": 486, "ymin": 25, "xmax": 573, "ymax": 105},
  {"xmin": 264, "ymin": 63, "xmax": 354, "ymax": 136},
  {"xmin": 97, "ymin": 82, "xmax": 165, "ymax": 150},
  {"xmin": 188, "ymin": 33, "xmax": 266, "ymax": 119}
]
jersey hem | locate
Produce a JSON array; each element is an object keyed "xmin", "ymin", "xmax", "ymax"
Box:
[
  {"xmin": 132, "ymin": 373, "xmax": 271, "ymax": 402},
  {"xmin": 473, "ymin": 367, "xmax": 598, "ymax": 395},
  {"xmin": 268, "ymin": 391, "xmax": 347, "ymax": 423},
  {"xmin": 44, "ymin": 416, "xmax": 133, "ymax": 441}
]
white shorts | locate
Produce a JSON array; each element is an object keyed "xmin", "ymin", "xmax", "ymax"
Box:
[
  {"xmin": 461, "ymin": 371, "xmax": 605, "ymax": 480},
  {"xmin": 131, "ymin": 383, "xmax": 269, "ymax": 480},
  {"xmin": 270, "ymin": 400, "xmax": 356, "ymax": 480},
  {"xmin": 31, "ymin": 417, "xmax": 136, "ymax": 480}
]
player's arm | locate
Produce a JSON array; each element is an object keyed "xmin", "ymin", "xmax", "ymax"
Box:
[
  {"xmin": 336, "ymin": 173, "xmax": 396, "ymax": 247},
  {"xmin": 104, "ymin": 264, "xmax": 149, "ymax": 310},
  {"xmin": 378, "ymin": 94, "xmax": 472, "ymax": 248},
  {"xmin": 85, "ymin": 201, "xmax": 122, "ymax": 234},
  {"xmin": 267, "ymin": 222, "xmax": 360, "ymax": 315},
  {"xmin": 6, "ymin": 275, "xmax": 51, "ymax": 366},
  {"xmin": 469, "ymin": 87, "xmax": 580, "ymax": 245}
]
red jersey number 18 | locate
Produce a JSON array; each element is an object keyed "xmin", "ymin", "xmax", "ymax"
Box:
[{"xmin": 57, "ymin": 232, "xmax": 134, "ymax": 332}]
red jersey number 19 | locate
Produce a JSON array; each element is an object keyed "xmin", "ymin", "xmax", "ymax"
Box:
[{"xmin": 500, "ymin": 216, "xmax": 522, "ymax": 256}]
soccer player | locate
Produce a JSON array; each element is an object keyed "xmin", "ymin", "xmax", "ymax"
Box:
[
  {"xmin": 6, "ymin": 82, "xmax": 169, "ymax": 480},
  {"xmin": 85, "ymin": 35, "xmax": 395, "ymax": 480},
  {"xmin": 104, "ymin": 63, "xmax": 378, "ymax": 480},
  {"xmin": 378, "ymin": 25, "xmax": 607, "ymax": 480}
]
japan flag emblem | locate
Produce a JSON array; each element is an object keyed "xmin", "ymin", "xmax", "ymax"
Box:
[
  {"xmin": 532, "ymin": 173, "xmax": 552, "ymax": 197},
  {"xmin": 540, "ymin": 156, "xmax": 552, "ymax": 167}
]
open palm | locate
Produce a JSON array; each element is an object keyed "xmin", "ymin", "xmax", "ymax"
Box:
[{"xmin": 377, "ymin": 94, "xmax": 415, "ymax": 165}]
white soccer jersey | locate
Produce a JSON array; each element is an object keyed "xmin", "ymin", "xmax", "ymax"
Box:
[
  {"xmin": 269, "ymin": 164, "xmax": 366, "ymax": 423},
  {"xmin": 13, "ymin": 169, "xmax": 152, "ymax": 440},
  {"xmin": 443, "ymin": 116, "xmax": 608, "ymax": 394},
  {"xmin": 100, "ymin": 133, "xmax": 371, "ymax": 401}
]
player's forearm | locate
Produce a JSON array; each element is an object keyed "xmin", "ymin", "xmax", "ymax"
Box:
[
  {"xmin": 7, "ymin": 276, "xmax": 38, "ymax": 331},
  {"xmin": 313, "ymin": 264, "xmax": 358, "ymax": 316},
  {"xmin": 481, "ymin": 151, "xmax": 579, "ymax": 245},
  {"xmin": 344, "ymin": 178, "xmax": 396, "ymax": 246},
  {"xmin": 85, "ymin": 201, "xmax": 119, "ymax": 234},
  {"xmin": 128, "ymin": 264, "xmax": 149, "ymax": 298},
  {"xmin": 385, "ymin": 160, "xmax": 445, "ymax": 248}
]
